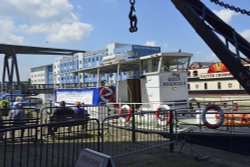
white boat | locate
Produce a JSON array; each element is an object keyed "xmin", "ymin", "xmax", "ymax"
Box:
[
  {"xmin": 55, "ymin": 52, "xmax": 193, "ymax": 112},
  {"xmin": 188, "ymin": 62, "xmax": 250, "ymax": 101},
  {"xmin": 53, "ymin": 51, "xmax": 193, "ymax": 126}
]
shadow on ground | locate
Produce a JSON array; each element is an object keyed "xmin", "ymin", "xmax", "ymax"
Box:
[{"xmin": 114, "ymin": 143, "xmax": 250, "ymax": 167}]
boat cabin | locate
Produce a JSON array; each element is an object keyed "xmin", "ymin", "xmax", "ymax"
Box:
[{"xmin": 59, "ymin": 52, "xmax": 192, "ymax": 110}]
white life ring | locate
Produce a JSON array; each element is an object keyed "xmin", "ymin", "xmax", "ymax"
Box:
[
  {"xmin": 155, "ymin": 105, "xmax": 171, "ymax": 125},
  {"xmin": 202, "ymin": 104, "xmax": 224, "ymax": 129},
  {"xmin": 119, "ymin": 105, "xmax": 132, "ymax": 122}
]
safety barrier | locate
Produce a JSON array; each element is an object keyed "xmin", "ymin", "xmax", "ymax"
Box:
[
  {"xmin": 0, "ymin": 118, "xmax": 100, "ymax": 167},
  {"xmin": 177, "ymin": 99, "xmax": 250, "ymax": 155},
  {"xmin": 1, "ymin": 99, "xmax": 250, "ymax": 166},
  {"xmin": 101, "ymin": 104, "xmax": 176, "ymax": 158},
  {"xmin": 39, "ymin": 105, "xmax": 110, "ymax": 124}
]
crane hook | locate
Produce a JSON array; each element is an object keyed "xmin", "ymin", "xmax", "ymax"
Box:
[{"xmin": 129, "ymin": 0, "xmax": 138, "ymax": 32}]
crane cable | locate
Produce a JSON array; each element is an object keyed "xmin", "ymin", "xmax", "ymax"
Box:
[{"xmin": 209, "ymin": 0, "xmax": 250, "ymax": 16}]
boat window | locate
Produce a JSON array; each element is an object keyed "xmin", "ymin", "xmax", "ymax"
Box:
[
  {"xmin": 142, "ymin": 60, "xmax": 148, "ymax": 73},
  {"xmin": 193, "ymin": 71, "xmax": 198, "ymax": 77},
  {"xmin": 204, "ymin": 83, "xmax": 207, "ymax": 89},
  {"xmin": 161, "ymin": 57, "xmax": 189, "ymax": 72},
  {"xmin": 218, "ymin": 82, "xmax": 221, "ymax": 89},
  {"xmin": 188, "ymin": 84, "xmax": 190, "ymax": 90},
  {"xmin": 142, "ymin": 57, "xmax": 160, "ymax": 74},
  {"xmin": 195, "ymin": 84, "xmax": 199, "ymax": 89},
  {"xmin": 152, "ymin": 57, "xmax": 159, "ymax": 72}
]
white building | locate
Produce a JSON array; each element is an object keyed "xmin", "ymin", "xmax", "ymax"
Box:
[{"xmin": 30, "ymin": 64, "xmax": 54, "ymax": 104}]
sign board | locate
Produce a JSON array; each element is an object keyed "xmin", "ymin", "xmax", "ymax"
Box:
[
  {"xmin": 55, "ymin": 88, "xmax": 100, "ymax": 105},
  {"xmin": 75, "ymin": 148, "xmax": 115, "ymax": 167},
  {"xmin": 199, "ymin": 72, "xmax": 232, "ymax": 79},
  {"xmin": 55, "ymin": 86, "xmax": 115, "ymax": 106}
]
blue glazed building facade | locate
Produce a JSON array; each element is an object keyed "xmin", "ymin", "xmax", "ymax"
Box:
[{"xmin": 35, "ymin": 43, "xmax": 161, "ymax": 86}]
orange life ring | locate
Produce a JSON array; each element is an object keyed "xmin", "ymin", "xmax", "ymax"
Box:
[
  {"xmin": 99, "ymin": 87, "xmax": 114, "ymax": 103},
  {"xmin": 156, "ymin": 105, "xmax": 171, "ymax": 125},
  {"xmin": 119, "ymin": 105, "xmax": 132, "ymax": 122},
  {"xmin": 202, "ymin": 104, "xmax": 224, "ymax": 129}
]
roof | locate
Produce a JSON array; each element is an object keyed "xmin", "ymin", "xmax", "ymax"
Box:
[
  {"xmin": 73, "ymin": 52, "xmax": 192, "ymax": 74},
  {"xmin": 74, "ymin": 58, "xmax": 140, "ymax": 74},
  {"xmin": 189, "ymin": 62, "xmax": 214, "ymax": 69}
]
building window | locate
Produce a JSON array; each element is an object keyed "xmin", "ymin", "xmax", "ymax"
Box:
[
  {"xmin": 218, "ymin": 82, "xmax": 221, "ymax": 89},
  {"xmin": 188, "ymin": 84, "xmax": 190, "ymax": 90},
  {"xmin": 204, "ymin": 83, "xmax": 207, "ymax": 90}
]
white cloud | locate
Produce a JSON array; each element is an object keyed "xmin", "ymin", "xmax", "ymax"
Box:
[
  {"xmin": 0, "ymin": 0, "xmax": 93, "ymax": 44},
  {"xmin": 204, "ymin": 53, "xmax": 219, "ymax": 62},
  {"xmin": 8, "ymin": 34, "xmax": 24, "ymax": 44},
  {"xmin": 0, "ymin": 18, "xmax": 24, "ymax": 44},
  {"xmin": 213, "ymin": 9, "xmax": 238, "ymax": 24},
  {"xmin": 144, "ymin": 41, "xmax": 156, "ymax": 46},
  {"xmin": 0, "ymin": 0, "xmax": 73, "ymax": 22},
  {"xmin": 162, "ymin": 42, "xmax": 169, "ymax": 49},
  {"xmin": 22, "ymin": 22, "xmax": 93, "ymax": 43},
  {"xmin": 240, "ymin": 29, "xmax": 250, "ymax": 42},
  {"xmin": 47, "ymin": 22, "xmax": 93, "ymax": 43}
]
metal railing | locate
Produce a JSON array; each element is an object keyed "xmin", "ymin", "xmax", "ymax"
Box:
[
  {"xmin": 0, "ymin": 118, "xmax": 100, "ymax": 167},
  {"xmin": 101, "ymin": 104, "xmax": 175, "ymax": 158},
  {"xmin": 1, "ymin": 100, "xmax": 250, "ymax": 166}
]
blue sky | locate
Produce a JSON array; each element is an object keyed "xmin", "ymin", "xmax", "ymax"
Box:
[{"xmin": 0, "ymin": 0, "xmax": 249, "ymax": 80}]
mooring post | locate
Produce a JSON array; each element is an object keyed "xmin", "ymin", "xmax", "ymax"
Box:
[
  {"xmin": 169, "ymin": 109, "xmax": 174, "ymax": 152},
  {"xmin": 50, "ymin": 100, "xmax": 53, "ymax": 115},
  {"xmin": 132, "ymin": 104, "xmax": 136, "ymax": 142}
]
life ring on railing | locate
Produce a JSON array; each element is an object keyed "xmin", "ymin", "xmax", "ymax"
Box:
[
  {"xmin": 119, "ymin": 105, "xmax": 132, "ymax": 122},
  {"xmin": 202, "ymin": 104, "xmax": 224, "ymax": 129},
  {"xmin": 156, "ymin": 105, "xmax": 171, "ymax": 125},
  {"xmin": 99, "ymin": 87, "xmax": 114, "ymax": 103}
]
